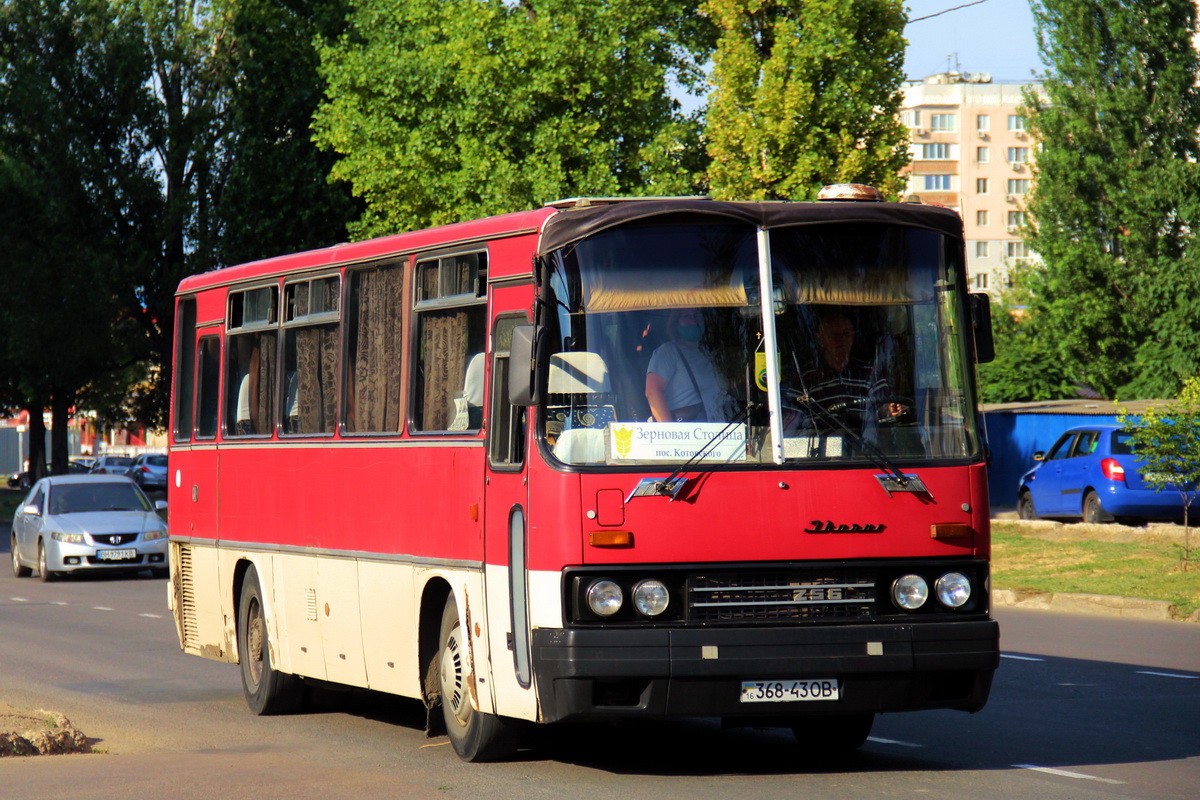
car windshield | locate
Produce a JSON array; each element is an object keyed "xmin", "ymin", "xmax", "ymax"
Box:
[
  {"xmin": 145, "ymin": 455, "xmax": 168, "ymax": 467},
  {"xmin": 49, "ymin": 482, "xmax": 150, "ymax": 514},
  {"xmin": 540, "ymin": 219, "xmax": 980, "ymax": 467}
]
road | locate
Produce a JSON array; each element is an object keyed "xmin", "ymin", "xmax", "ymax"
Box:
[{"xmin": 0, "ymin": 537, "xmax": 1197, "ymax": 799}]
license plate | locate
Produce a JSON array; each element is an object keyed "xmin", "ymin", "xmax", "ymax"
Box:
[
  {"xmin": 740, "ymin": 679, "xmax": 839, "ymax": 703},
  {"xmin": 97, "ymin": 549, "xmax": 136, "ymax": 561}
]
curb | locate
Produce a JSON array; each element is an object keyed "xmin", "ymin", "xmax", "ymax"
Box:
[{"xmin": 992, "ymin": 589, "xmax": 1191, "ymax": 622}]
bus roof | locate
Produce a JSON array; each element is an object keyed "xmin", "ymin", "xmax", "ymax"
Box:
[{"xmin": 177, "ymin": 198, "xmax": 961, "ymax": 295}]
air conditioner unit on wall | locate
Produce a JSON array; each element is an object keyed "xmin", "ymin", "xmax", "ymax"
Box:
[
  {"xmin": 1011, "ymin": 163, "xmax": 1024, "ymax": 172},
  {"xmin": 977, "ymin": 131, "xmax": 989, "ymax": 140},
  {"xmin": 1006, "ymin": 225, "xmax": 1019, "ymax": 233},
  {"xmin": 1006, "ymin": 195, "xmax": 1017, "ymax": 203}
]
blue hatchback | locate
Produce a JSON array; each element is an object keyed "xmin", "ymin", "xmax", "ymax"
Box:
[{"xmin": 1017, "ymin": 424, "xmax": 1192, "ymax": 524}]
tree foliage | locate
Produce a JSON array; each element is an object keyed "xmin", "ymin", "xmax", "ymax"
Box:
[
  {"xmin": 1118, "ymin": 377, "xmax": 1200, "ymax": 571},
  {"xmin": 977, "ymin": 286, "xmax": 1075, "ymax": 405},
  {"xmin": 1024, "ymin": 0, "xmax": 1200, "ymax": 400},
  {"xmin": 702, "ymin": 0, "xmax": 909, "ymax": 200},
  {"xmin": 314, "ymin": 0, "xmax": 709, "ymax": 237}
]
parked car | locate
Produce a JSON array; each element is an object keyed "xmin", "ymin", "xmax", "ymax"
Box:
[
  {"xmin": 124, "ymin": 453, "xmax": 168, "ymax": 490},
  {"xmin": 90, "ymin": 455, "xmax": 135, "ymax": 474},
  {"xmin": 1017, "ymin": 424, "xmax": 1191, "ymax": 524},
  {"xmin": 7, "ymin": 460, "xmax": 91, "ymax": 490},
  {"xmin": 10, "ymin": 475, "xmax": 169, "ymax": 581}
]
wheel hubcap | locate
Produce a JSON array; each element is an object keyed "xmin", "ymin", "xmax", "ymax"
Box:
[
  {"xmin": 440, "ymin": 625, "xmax": 469, "ymax": 727},
  {"xmin": 246, "ymin": 599, "xmax": 264, "ymax": 685}
]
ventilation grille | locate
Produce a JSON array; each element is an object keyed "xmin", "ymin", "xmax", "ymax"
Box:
[
  {"xmin": 177, "ymin": 545, "xmax": 199, "ymax": 650},
  {"xmin": 688, "ymin": 570, "xmax": 876, "ymax": 622}
]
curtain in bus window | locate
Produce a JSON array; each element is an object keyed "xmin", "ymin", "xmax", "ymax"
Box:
[
  {"xmin": 291, "ymin": 325, "xmax": 338, "ymax": 433},
  {"xmin": 418, "ymin": 308, "xmax": 469, "ymax": 431},
  {"xmin": 346, "ymin": 265, "xmax": 403, "ymax": 433}
]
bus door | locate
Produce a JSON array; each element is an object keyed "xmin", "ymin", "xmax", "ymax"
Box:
[{"xmin": 482, "ymin": 291, "xmax": 537, "ymax": 719}]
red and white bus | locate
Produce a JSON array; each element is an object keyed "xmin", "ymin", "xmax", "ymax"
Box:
[{"xmin": 168, "ymin": 186, "xmax": 999, "ymax": 761}]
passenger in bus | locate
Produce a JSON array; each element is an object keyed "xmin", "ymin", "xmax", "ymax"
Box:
[
  {"xmin": 645, "ymin": 309, "xmax": 728, "ymax": 422},
  {"xmin": 795, "ymin": 309, "xmax": 906, "ymax": 432}
]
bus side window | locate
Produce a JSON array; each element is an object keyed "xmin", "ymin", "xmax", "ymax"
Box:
[
  {"xmin": 412, "ymin": 251, "xmax": 487, "ymax": 433},
  {"xmin": 489, "ymin": 315, "xmax": 526, "ymax": 467},
  {"xmin": 196, "ymin": 336, "xmax": 220, "ymax": 439}
]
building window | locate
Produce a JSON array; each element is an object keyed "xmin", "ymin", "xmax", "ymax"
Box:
[
  {"xmin": 976, "ymin": 210, "xmax": 989, "ymax": 227},
  {"xmin": 974, "ymin": 272, "xmax": 989, "ymax": 289},
  {"xmin": 976, "ymin": 178, "xmax": 989, "ymax": 194},
  {"xmin": 1007, "ymin": 211, "xmax": 1027, "ymax": 229},
  {"xmin": 976, "ymin": 114, "xmax": 990, "ymax": 132},
  {"xmin": 930, "ymin": 113, "xmax": 956, "ymax": 132},
  {"xmin": 976, "ymin": 146, "xmax": 989, "ymax": 163},
  {"xmin": 1007, "ymin": 147, "xmax": 1029, "ymax": 164},
  {"xmin": 1008, "ymin": 115, "xmax": 1025, "ymax": 131},
  {"xmin": 923, "ymin": 174, "xmax": 952, "ymax": 191},
  {"xmin": 922, "ymin": 142, "xmax": 951, "ymax": 160},
  {"xmin": 1007, "ymin": 178, "xmax": 1029, "ymax": 195},
  {"xmin": 976, "ymin": 241, "xmax": 990, "ymax": 258},
  {"xmin": 1007, "ymin": 241, "xmax": 1031, "ymax": 258},
  {"xmin": 902, "ymin": 109, "xmax": 920, "ymax": 127}
]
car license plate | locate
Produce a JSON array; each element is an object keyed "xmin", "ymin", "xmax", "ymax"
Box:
[
  {"xmin": 740, "ymin": 679, "xmax": 839, "ymax": 703},
  {"xmin": 97, "ymin": 549, "xmax": 136, "ymax": 561}
]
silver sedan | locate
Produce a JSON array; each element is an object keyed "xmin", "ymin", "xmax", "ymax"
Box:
[{"xmin": 10, "ymin": 475, "xmax": 169, "ymax": 581}]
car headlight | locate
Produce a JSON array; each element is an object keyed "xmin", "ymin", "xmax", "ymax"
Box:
[
  {"xmin": 143, "ymin": 529, "xmax": 169, "ymax": 541},
  {"xmin": 632, "ymin": 580, "xmax": 670, "ymax": 617},
  {"xmin": 51, "ymin": 532, "xmax": 85, "ymax": 544},
  {"xmin": 891, "ymin": 574, "xmax": 929, "ymax": 610},
  {"xmin": 935, "ymin": 572, "xmax": 972, "ymax": 608},
  {"xmin": 586, "ymin": 579, "xmax": 623, "ymax": 617}
]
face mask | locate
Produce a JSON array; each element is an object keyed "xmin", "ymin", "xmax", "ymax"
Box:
[{"xmin": 678, "ymin": 323, "xmax": 703, "ymax": 342}]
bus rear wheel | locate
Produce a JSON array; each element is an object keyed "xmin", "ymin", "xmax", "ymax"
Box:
[
  {"xmin": 792, "ymin": 713, "xmax": 874, "ymax": 752},
  {"xmin": 238, "ymin": 565, "xmax": 303, "ymax": 715},
  {"xmin": 438, "ymin": 598, "xmax": 519, "ymax": 762}
]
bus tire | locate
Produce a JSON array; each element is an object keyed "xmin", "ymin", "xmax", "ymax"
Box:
[
  {"xmin": 792, "ymin": 713, "xmax": 873, "ymax": 752},
  {"xmin": 438, "ymin": 598, "xmax": 519, "ymax": 762},
  {"xmin": 238, "ymin": 565, "xmax": 303, "ymax": 715}
]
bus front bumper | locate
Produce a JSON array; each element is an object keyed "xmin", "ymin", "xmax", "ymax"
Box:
[{"xmin": 531, "ymin": 619, "xmax": 998, "ymax": 723}]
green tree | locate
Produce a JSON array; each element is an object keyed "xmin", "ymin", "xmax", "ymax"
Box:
[
  {"xmin": 1118, "ymin": 377, "xmax": 1200, "ymax": 571},
  {"xmin": 1024, "ymin": 0, "xmax": 1200, "ymax": 400},
  {"xmin": 977, "ymin": 287, "xmax": 1075, "ymax": 405},
  {"xmin": 0, "ymin": 0, "xmax": 159, "ymax": 472},
  {"xmin": 702, "ymin": 0, "xmax": 909, "ymax": 200},
  {"xmin": 313, "ymin": 0, "xmax": 707, "ymax": 237}
]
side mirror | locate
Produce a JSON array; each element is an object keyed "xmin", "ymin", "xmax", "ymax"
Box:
[
  {"xmin": 155, "ymin": 500, "xmax": 168, "ymax": 512},
  {"xmin": 509, "ymin": 324, "xmax": 540, "ymax": 406},
  {"xmin": 20, "ymin": 504, "xmax": 40, "ymax": 516},
  {"xmin": 969, "ymin": 293, "xmax": 995, "ymax": 363}
]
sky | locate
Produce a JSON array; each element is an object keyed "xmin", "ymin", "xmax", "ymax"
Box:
[{"xmin": 904, "ymin": 0, "xmax": 1045, "ymax": 82}]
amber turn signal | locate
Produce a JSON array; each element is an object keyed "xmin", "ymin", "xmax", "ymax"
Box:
[
  {"xmin": 589, "ymin": 530, "xmax": 633, "ymax": 547},
  {"xmin": 930, "ymin": 524, "xmax": 972, "ymax": 539}
]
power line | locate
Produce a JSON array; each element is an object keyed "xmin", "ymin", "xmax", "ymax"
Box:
[{"xmin": 907, "ymin": 0, "xmax": 993, "ymax": 23}]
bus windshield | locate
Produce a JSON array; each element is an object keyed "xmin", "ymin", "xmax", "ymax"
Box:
[{"xmin": 540, "ymin": 219, "xmax": 980, "ymax": 467}]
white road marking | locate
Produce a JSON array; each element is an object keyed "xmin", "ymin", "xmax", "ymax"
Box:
[
  {"xmin": 1001, "ymin": 654, "xmax": 1045, "ymax": 661},
  {"xmin": 91, "ymin": 606, "xmax": 114, "ymax": 611},
  {"xmin": 1136, "ymin": 670, "xmax": 1199, "ymax": 680},
  {"xmin": 867, "ymin": 736, "xmax": 924, "ymax": 748},
  {"xmin": 1013, "ymin": 764, "xmax": 1125, "ymax": 784},
  {"xmin": 10, "ymin": 597, "xmax": 29, "ymax": 602},
  {"xmin": 139, "ymin": 613, "xmax": 163, "ymax": 619},
  {"xmin": 50, "ymin": 601, "xmax": 67, "ymax": 605}
]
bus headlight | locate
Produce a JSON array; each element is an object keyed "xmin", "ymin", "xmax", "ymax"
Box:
[
  {"xmin": 586, "ymin": 580, "xmax": 623, "ymax": 617},
  {"xmin": 632, "ymin": 580, "xmax": 670, "ymax": 617},
  {"xmin": 935, "ymin": 572, "xmax": 972, "ymax": 608},
  {"xmin": 891, "ymin": 574, "xmax": 929, "ymax": 610}
]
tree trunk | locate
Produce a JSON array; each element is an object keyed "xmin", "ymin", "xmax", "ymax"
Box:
[
  {"xmin": 50, "ymin": 391, "xmax": 72, "ymax": 475},
  {"xmin": 25, "ymin": 402, "xmax": 47, "ymax": 483}
]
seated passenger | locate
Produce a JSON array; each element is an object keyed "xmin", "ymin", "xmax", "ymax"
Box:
[{"xmin": 645, "ymin": 309, "xmax": 728, "ymax": 422}]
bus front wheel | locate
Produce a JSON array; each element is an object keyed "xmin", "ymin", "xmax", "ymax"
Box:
[
  {"xmin": 238, "ymin": 566, "xmax": 303, "ymax": 715},
  {"xmin": 438, "ymin": 598, "xmax": 519, "ymax": 761}
]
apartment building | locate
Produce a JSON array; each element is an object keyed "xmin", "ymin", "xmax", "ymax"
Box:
[{"xmin": 900, "ymin": 73, "xmax": 1045, "ymax": 294}]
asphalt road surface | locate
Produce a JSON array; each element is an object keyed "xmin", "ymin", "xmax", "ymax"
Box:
[{"xmin": 1, "ymin": 537, "xmax": 1197, "ymax": 799}]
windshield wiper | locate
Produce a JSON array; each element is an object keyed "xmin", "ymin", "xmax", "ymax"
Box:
[{"xmin": 631, "ymin": 401, "xmax": 758, "ymax": 501}]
